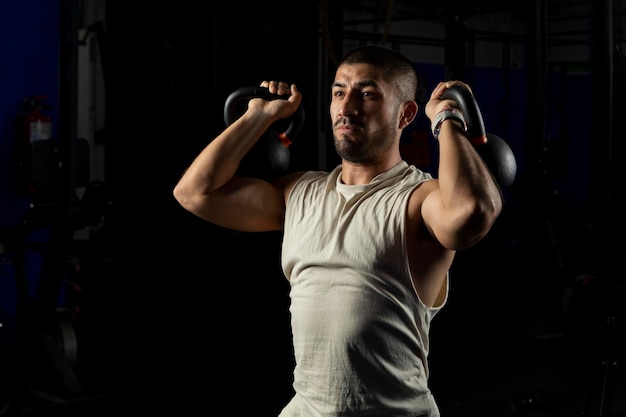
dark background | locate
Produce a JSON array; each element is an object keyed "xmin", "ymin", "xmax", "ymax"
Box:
[{"xmin": 1, "ymin": 1, "xmax": 625, "ymax": 416}]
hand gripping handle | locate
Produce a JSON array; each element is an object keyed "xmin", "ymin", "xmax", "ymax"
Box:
[
  {"xmin": 223, "ymin": 86, "xmax": 305, "ymax": 145},
  {"xmin": 440, "ymin": 85, "xmax": 487, "ymax": 146}
]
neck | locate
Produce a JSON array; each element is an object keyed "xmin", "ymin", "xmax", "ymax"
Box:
[{"xmin": 340, "ymin": 156, "xmax": 403, "ymax": 185}]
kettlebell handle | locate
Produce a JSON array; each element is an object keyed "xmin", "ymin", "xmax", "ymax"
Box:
[
  {"xmin": 224, "ymin": 86, "xmax": 305, "ymax": 143},
  {"xmin": 440, "ymin": 84, "xmax": 517, "ymax": 188},
  {"xmin": 440, "ymin": 85, "xmax": 487, "ymax": 146}
]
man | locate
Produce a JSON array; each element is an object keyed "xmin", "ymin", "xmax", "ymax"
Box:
[{"xmin": 173, "ymin": 45, "xmax": 503, "ymax": 416}]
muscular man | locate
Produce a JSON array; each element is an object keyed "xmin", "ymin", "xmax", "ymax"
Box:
[{"xmin": 173, "ymin": 45, "xmax": 503, "ymax": 416}]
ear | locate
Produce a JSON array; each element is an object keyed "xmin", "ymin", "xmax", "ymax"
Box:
[{"xmin": 399, "ymin": 101, "xmax": 418, "ymax": 129}]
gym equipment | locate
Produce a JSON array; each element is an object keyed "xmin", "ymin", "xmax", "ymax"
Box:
[
  {"xmin": 224, "ymin": 86, "xmax": 305, "ymax": 181},
  {"xmin": 441, "ymin": 85, "xmax": 517, "ymax": 188}
]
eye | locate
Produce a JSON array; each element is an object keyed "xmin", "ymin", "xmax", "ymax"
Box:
[
  {"xmin": 333, "ymin": 90, "xmax": 344, "ymax": 98},
  {"xmin": 361, "ymin": 90, "xmax": 376, "ymax": 98}
]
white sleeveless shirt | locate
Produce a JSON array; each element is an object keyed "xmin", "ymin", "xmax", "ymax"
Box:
[{"xmin": 280, "ymin": 161, "xmax": 447, "ymax": 417}]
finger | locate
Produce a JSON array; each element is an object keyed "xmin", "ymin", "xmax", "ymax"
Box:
[
  {"xmin": 277, "ymin": 82, "xmax": 290, "ymax": 95},
  {"xmin": 288, "ymin": 84, "xmax": 301, "ymax": 106},
  {"xmin": 266, "ymin": 81, "xmax": 281, "ymax": 94},
  {"xmin": 445, "ymin": 80, "xmax": 473, "ymax": 94}
]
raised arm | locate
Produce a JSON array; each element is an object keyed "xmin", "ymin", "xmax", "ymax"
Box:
[
  {"xmin": 173, "ymin": 82, "xmax": 302, "ymax": 232},
  {"xmin": 420, "ymin": 81, "xmax": 503, "ymax": 250}
]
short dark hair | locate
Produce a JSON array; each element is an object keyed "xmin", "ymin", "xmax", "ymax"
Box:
[{"xmin": 338, "ymin": 44, "xmax": 418, "ymax": 102}]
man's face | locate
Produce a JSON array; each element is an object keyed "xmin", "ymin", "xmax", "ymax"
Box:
[{"xmin": 330, "ymin": 63, "xmax": 400, "ymax": 164}]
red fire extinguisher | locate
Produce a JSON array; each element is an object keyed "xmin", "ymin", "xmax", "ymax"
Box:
[{"xmin": 15, "ymin": 95, "xmax": 53, "ymax": 196}]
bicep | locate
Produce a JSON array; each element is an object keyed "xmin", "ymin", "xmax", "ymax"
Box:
[
  {"xmin": 413, "ymin": 179, "xmax": 460, "ymax": 250},
  {"xmin": 406, "ymin": 180, "xmax": 456, "ymax": 307}
]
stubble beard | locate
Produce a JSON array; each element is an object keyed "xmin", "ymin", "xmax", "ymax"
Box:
[{"xmin": 334, "ymin": 124, "xmax": 397, "ymax": 164}]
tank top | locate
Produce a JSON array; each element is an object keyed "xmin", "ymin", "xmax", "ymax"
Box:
[{"xmin": 279, "ymin": 161, "xmax": 447, "ymax": 417}]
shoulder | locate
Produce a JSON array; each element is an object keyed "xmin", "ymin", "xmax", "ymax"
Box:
[
  {"xmin": 404, "ymin": 163, "xmax": 433, "ymax": 183},
  {"xmin": 276, "ymin": 169, "xmax": 330, "ymax": 203}
]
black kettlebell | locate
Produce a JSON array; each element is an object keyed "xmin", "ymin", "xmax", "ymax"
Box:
[
  {"xmin": 441, "ymin": 85, "xmax": 517, "ymax": 188},
  {"xmin": 224, "ymin": 86, "xmax": 305, "ymax": 181}
]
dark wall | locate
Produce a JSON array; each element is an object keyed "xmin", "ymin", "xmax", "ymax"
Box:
[
  {"xmin": 0, "ymin": 1, "xmax": 319, "ymax": 415},
  {"xmin": 101, "ymin": 1, "xmax": 319, "ymax": 413}
]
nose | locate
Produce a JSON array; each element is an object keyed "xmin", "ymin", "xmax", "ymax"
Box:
[{"xmin": 336, "ymin": 91, "xmax": 358, "ymax": 118}]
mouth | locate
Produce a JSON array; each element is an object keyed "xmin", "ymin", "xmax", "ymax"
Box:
[
  {"xmin": 335, "ymin": 125, "xmax": 354, "ymax": 135},
  {"xmin": 334, "ymin": 119, "xmax": 361, "ymax": 134}
]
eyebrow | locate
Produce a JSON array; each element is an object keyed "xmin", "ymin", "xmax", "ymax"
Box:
[{"xmin": 331, "ymin": 79, "xmax": 380, "ymax": 89}]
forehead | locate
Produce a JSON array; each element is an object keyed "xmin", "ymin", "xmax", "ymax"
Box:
[{"xmin": 333, "ymin": 63, "xmax": 388, "ymax": 89}]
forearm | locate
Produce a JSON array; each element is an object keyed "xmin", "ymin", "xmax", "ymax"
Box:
[
  {"xmin": 174, "ymin": 109, "xmax": 275, "ymax": 197},
  {"xmin": 436, "ymin": 120, "xmax": 503, "ymax": 242}
]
